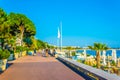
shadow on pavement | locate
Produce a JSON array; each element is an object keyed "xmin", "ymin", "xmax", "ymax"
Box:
[{"xmin": 0, "ymin": 63, "xmax": 13, "ymax": 75}]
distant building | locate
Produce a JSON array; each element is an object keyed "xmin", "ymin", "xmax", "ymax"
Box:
[{"xmin": 82, "ymin": 47, "xmax": 89, "ymax": 49}]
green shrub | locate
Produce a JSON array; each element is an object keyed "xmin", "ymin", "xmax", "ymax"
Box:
[
  {"xmin": 0, "ymin": 49, "xmax": 10, "ymax": 59},
  {"xmin": 93, "ymin": 64, "xmax": 97, "ymax": 68},
  {"xmin": 16, "ymin": 46, "xmax": 23, "ymax": 52},
  {"xmin": 24, "ymin": 47, "xmax": 29, "ymax": 51},
  {"xmin": 9, "ymin": 49, "xmax": 14, "ymax": 54},
  {"xmin": 87, "ymin": 54, "xmax": 91, "ymax": 57},
  {"xmin": 71, "ymin": 51, "xmax": 76, "ymax": 56},
  {"xmin": 77, "ymin": 59, "xmax": 82, "ymax": 63},
  {"xmin": 111, "ymin": 60, "xmax": 116, "ymax": 66}
]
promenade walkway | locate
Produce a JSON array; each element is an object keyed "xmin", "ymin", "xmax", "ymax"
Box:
[{"xmin": 0, "ymin": 54, "xmax": 84, "ymax": 80}]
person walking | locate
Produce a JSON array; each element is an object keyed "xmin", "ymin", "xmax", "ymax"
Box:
[
  {"xmin": 52, "ymin": 49, "xmax": 57, "ymax": 57},
  {"xmin": 42, "ymin": 49, "xmax": 45, "ymax": 57},
  {"xmin": 33, "ymin": 48, "xmax": 36, "ymax": 56},
  {"xmin": 48, "ymin": 49, "xmax": 51, "ymax": 56},
  {"xmin": 46, "ymin": 49, "xmax": 48, "ymax": 57}
]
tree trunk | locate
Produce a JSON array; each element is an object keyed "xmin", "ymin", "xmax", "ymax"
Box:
[
  {"xmin": 103, "ymin": 50, "xmax": 106, "ymax": 65},
  {"xmin": 96, "ymin": 50, "xmax": 101, "ymax": 68},
  {"xmin": 20, "ymin": 26, "xmax": 24, "ymax": 46}
]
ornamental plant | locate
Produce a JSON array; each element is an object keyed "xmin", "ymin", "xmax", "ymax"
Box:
[{"xmin": 0, "ymin": 49, "xmax": 10, "ymax": 59}]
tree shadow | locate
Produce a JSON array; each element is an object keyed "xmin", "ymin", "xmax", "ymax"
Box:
[
  {"xmin": 6, "ymin": 63, "xmax": 13, "ymax": 69},
  {"xmin": 0, "ymin": 63, "xmax": 13, "ymax": 75}
]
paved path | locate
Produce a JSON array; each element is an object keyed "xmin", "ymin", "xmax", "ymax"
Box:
[{"xmin": 0, "ymin": 54, "xmax": 84, "ymax": 80}]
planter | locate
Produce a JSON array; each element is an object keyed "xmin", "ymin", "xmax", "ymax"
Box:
[
  {"xmin": 18, "ymin": 52, "xmax": 22, "ymax": 57},
  {"xmin": 0, "ymin": 59, "xmax": 7, "ymax": 71},
  {"xmin": 27, "ymin": 51, "xmax": 33, "ymax": 55},
  {"xmin": 14, "ymin": 53, "xmax": 19, "ymax": 59},
  {"xmin": 38, "ymin": 49, "xmax": 41, "ymax": 53},
  {"xmin": 8, "ymin": 54, "xmax": 14, "ymax": 61},
  {"xmin": 22, "ymin": 51, "xmax": 27, "ymax": 57}
]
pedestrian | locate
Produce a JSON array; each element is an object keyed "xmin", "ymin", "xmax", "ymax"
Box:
[
  {"xmin": 52, "ymin": 49, "xmax": 57, "ymax": 57},
  {"xmin": 46, "ymin": 49, "xmax": 48, "ymax": 57},
  {"xmin": 48, "ymin": 49, "xmax": 51, "ymax": 56},
  {"xmin": 33, "ymin": 48, "xmax": 36, "ymax": 56},
  {"xmin": 42, "ymin": 49, "xmax": 45, "ymax": 57}
]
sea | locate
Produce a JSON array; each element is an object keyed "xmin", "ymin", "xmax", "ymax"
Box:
[{"xmin": 76, "ymin": 50, "xmax": 120, "ymax": 58}]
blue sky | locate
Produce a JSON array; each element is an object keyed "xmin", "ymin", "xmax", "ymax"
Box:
[{"xmin": 0, "ymin": 0, "xmax": 120, "ymax": 47}]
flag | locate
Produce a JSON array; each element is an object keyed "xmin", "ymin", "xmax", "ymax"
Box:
[{"xmin": 58, "ymin": 27, "xmax": 60, "ymax": 38}]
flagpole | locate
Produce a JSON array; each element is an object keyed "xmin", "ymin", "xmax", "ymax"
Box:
[
  {"xmin": 57, "ymin": 27, "xmax": 60, "ymax": 51},
  {"xmin": 57, "ymin": 38, "xmax": 59, "ymax": 50},
  {"xmin": 60, "ymin": 22, "xmax": 62, "ymax": 52}
]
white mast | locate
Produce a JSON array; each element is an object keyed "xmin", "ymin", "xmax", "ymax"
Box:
[
  {"xmin": 57, "ymin": 27, "xmax": 60, "ymax": 50},
  {"xmin": 60, "ymin": 22, "xmax": 62, "ymax": 52},
  {"xmin": 57, "ymin": 37, "xmax": 59, "ymax": 50},
  {"xmin": 57, "ymin": 22, "xmax": 62, "ymax": 52}
]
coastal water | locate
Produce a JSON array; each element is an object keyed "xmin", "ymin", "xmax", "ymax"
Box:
[{"xmin": 76, "ymin": 50, "xmax": 120, "ymax": 58}]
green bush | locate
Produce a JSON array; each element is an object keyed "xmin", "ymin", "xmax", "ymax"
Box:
[
  {"xmin": 16, "ymin": 46, "xmax": 23, "ymax": 53},
  {"xmin": 9, "ymin": 49, "xmax": 14, "ymax": 54},
  {"xmin": 71, "ymin": 51, "xmax": 76, "ymax": 56},
  {"xmin": 0, "ymin": 49, "xmax": 10, "ymax": 59},
  {"xmin": 87, "ymin": 54, "xmax": 91, "ymax": 57},
  {"xmin": 111, "ymin": 60, "xmax": 116, "ymax": 66},
  {"xmin": 77, "ymin": 59, "xmax": 82, "ymax": 63},
  {"xmin": 24, "ymin": 47, "xmax": 29, "ymax": 51},
  {"xmin": 93, "ymin": 64, "xmax": 97, "ymax": 68}
]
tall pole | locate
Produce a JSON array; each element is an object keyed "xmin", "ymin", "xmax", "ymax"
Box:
[
  {"xmin": 57, "ymin": 38, "xmax": 59, "ymax": 50},
  {"xmin": 60, "ymin": 22, "xmax": 62, "ymax": 52},
  {"xmin": 57, "ymin": 27, "xmax": 60, "ymax": 51}
]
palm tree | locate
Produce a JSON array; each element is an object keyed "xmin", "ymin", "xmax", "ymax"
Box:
[{"xmin": 88, "ymin": 43, "xmax": 108, "ymax": 68}]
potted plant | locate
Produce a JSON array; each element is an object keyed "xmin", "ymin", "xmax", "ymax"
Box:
[
  {"xmin": 27, "ymin": 48, "xmax": 34, "ymax": 56},
  {"xmin": 21, "ymin": 47, "xmax": 27, "ymax": 57},
  {"xmin": 0, "ymin": 49, "xmax": 10, "ymax": 71},
  {"xmin": 14, "ymin": 49, "xmax": 19, "ymax": 59},
  {"xmin": 15, "ymin": 46, "xmax": 23, "ymax": 58},
  {"xmin": 14, "ymin": 46, "xmax": 22, "ymax": 59},
  {"xmin": 28, "ymin": 50, "xmax": 34, "ymax": 55}
]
